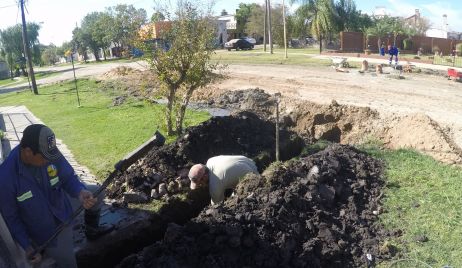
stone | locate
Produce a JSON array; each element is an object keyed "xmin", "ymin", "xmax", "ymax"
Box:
[
  {"xmin": 123, "ymin": 191, "xmax": 148, "ymax": 203},
  {"xmin": 158, "ymin": 183, "xmax": 168, "ymax": 196}
]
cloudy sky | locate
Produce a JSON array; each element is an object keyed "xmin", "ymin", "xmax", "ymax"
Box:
[{"xmin": 0, "ymin": 0, "xmax": 460, "ymax": 46}]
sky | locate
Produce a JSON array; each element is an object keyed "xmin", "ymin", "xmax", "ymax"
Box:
[{"xmin": 0, "ymin": 0, "xmax": 460, "ymax": 46}]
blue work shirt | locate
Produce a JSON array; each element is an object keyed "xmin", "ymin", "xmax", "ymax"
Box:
[{"xmin": 0, "ymin": 146, "xmax": 85, "ymax": 250}]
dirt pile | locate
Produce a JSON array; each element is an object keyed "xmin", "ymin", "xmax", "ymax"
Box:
[
  {"xmin": 107, "ymin": 111, "xmax": 305, "ymax": 201},
  {"xmin": 98, "ymin": 68, "xmax": 160, "ymax": 102},
  {"xmin": 117, "ymin": 144, "xmax": 387, "ymax": 268},
  {"xmin": 200, "ymin": 88, "xmax": 462, "ymax": 165},
  {"xmin": 378, "ymin": 114, "xmax": 462, "ymax": 164}
]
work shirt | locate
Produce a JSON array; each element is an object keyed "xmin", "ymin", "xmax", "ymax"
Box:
[
  {"xmin": 0, "ymin": 146, "xmax": 85, "ymax": 250},
  {"xmin": 206, "ymin": 155, "xmax": 259, "ymax": 205}
]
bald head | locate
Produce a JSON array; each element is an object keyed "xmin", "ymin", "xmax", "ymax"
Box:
[{"xmin": 188, "ymin": 164, "xmax": 208, "ymax": 190}]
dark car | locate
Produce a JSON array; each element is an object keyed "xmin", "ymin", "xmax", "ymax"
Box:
[{"xmin": 224, "ymin": 39, "xmax": 254, "ymax": 51}]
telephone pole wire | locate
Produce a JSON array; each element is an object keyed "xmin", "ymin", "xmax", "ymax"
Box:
[{"xmin": 20, "ymin": 0, "xmax": 38, "ymax": 94}]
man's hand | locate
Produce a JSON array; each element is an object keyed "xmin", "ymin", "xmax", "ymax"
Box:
[
  {"xmin": 79, "ymin": 189, "xmax": 97, "ymax": 209},
  {"xmin": 26, "ymin": 247, "xmax": 42, "ymax": 264}
]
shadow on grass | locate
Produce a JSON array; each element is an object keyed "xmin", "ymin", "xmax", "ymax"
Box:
[{"xmin": 35, "ymin": 67, "xmax": 83, "ymax": 78}]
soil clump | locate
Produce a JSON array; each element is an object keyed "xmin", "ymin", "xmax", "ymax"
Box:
[{"xmin": 117, "ymin": 144, "xmax": 387, "ymax": 267}]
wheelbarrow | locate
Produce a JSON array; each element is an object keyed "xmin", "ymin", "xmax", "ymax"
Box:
[{"xmin": 448, "ymin": 68, "xmax": 462, "ymax": 81}]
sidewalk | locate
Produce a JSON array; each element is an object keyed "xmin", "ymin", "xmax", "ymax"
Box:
[
  {"xmin": 0, "ymin": 105, "xmax": 97, "ymax": 185},
  {"xmin": 313, "ymin": 54, "xmax": 462, "ymax": 72}
]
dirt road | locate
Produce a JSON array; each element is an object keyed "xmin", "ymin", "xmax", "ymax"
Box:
[{"xmin": 212, "ymin": 64, "xmax": 462, "ymax": 147}]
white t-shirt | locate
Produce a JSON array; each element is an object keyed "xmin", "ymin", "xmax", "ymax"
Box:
[{"xmin": 206, "ymin": 155, "xmax": 258, "ymax": 204}]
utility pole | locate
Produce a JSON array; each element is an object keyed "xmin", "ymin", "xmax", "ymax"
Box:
[
  {"xmin": 267, "ymin": 0, "xmax": 273, "ymax": 54},
  {"xmin": 263, "ymin": 0, "xmax": 267, "ymax": 52},
  {"xmin": 20, "ymin": 0, "xmax": 38, "ymax": 94},
  {"xmin": 282, "ymin": 0, "xmax": 288, "ymax": 59}
]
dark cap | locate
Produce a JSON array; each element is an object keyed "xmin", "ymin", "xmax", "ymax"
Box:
[{"xmin": 20, "ymin": 124, "xmax": 63, "ymax": 161}]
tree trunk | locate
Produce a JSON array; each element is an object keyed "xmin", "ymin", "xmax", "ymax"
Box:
[
  {"xmin": 319, "ymin": 33, "xmax": 322, "ymax": 54},
  {"xmin": 165, "ymin": 86, "xmax": 175, "ymax": 135},
  {"xmin": 175, "ymin": 86, "xmax": 196, "ymax": 134},
  {"xmin": 377, "ymin": 38, "xmax": 381, "ymax": 54},
  {"xmin": 103, "ymin": 49, "xmax": 107, "ymax": 61}
]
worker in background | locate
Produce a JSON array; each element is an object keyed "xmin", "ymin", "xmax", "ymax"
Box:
[
  {"xmin": 188, "ymin": 155, "xmax": 259, "ymax": 204},
  {"xmin": 0, "ymin": 124, "xmax": 113, "ymax": 267},
  {"xmin": 389, "ymin": 45, "xmax": 399, "ymax": 65}
]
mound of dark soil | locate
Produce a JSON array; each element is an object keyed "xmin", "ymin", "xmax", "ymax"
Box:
[
  {"xmin": 117, "ymin": 144, "xmax": 386, "ymax": 268},
  {"xmin": 108, "ymin": 111, "xmax": 305, "ymax": 200}
]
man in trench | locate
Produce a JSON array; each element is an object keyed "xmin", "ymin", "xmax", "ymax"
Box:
[
  {"xmin": 188, "ymin": 155, "xmax": 259, "ymax": 204},
  {"xmin": 0, "ymin": 124, "xmax": 113, "ymax": 267}
]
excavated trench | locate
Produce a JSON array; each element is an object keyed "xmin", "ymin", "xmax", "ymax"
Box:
[
  {"xmin": 77, "ymin": 111, "xmax": 305, "ymax": 267},
  {"xmin": 74, "ymin": 88, "xmax": 422, "ymax": 267}
]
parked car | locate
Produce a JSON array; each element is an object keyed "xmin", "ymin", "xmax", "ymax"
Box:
[
  {"xmin": 241, "ymin": 37, "xmax": 256, "ymax": 45},
  {"xmin": 224, "ymin": 39, "xmax": 254, "ymax": 51}
]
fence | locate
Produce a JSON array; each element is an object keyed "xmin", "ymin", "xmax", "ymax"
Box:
[{"xmin": 433, "ymin": 56, "xmax": 462, "ymax": 68}]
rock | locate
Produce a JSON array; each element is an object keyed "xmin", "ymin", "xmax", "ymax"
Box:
[
  {"xmin": 158, "ymin": 183, "xmax": 167, "ymax": 196},
  {"xmin": 151, "ymin": 188, "xmax": 159, "ymax": 199},
  {"xmin": 123, "ymin": 191, "xmax": 148, "ymax": 203},
  {"xmin": 167, "ymin": 181, "xmax": 177, "ymax": 193}
]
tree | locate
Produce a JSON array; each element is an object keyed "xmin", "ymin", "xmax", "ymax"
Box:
[
  {"xmin": 310, "ymin": 0, "xmax": 337, "ymax": 53},
  {"xmin": 335, "ymin": 0, "xmax": 371, "ymax": 32},
  {"xmin": 41, "ymin": 44, "xmax": 59, "ymax": 65},
  {"xmin": 107, "ymin": 4, "xmax": 147, "ymax": 49},
  {"xmin": 235, "ymin": 3, "xmax": 259, "ymax": 36},
  {"xmin": 142, "ymin": 0, "xmax": 220, "ymax": 135},
  {"xmin": 366, "ymin": 17, "xmax": 389, "ymax": 53},
  {"xmin": 290, "ymin": 0, "xmax": 337, "ymax": 53},
  {"xmin": 151, "ymin": 11, "xmax": 165, "ymax": 22},
  {"xmin": 291, "ymin": 4, "xmax": 313, "ymax": 38},
  {"xmin": 0, "ymin": 23, "xmax": 41, "ymax": 76}
]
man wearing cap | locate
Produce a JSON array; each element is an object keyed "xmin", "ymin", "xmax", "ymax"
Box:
[
  {"xmin": 189, "ymin": 155, "xmax": 259, "ymax": 205},
  {"xmin": 0, "ymin": 124, "xmax": 112, "ymax": 267}
]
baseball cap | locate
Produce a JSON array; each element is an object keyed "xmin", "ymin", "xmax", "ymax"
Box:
[{"xmin": 20, "ymin": 124, "xmax": 63, "ymax": 161}]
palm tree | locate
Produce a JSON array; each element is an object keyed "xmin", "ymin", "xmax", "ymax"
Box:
[
  {"xmin": 366, "ymin": 18, "xmax": 388, "ymax": 54},
  {"xmin": 291, "ymin": 0, "xmax": 336, "ymax": 54}
]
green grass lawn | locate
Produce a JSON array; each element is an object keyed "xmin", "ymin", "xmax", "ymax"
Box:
[
  {"xmin": 0, "ymin": 79, "xmax": 210, "ymax": 179},
  {"xmin": 213, "ymin": 48, "xmax": 330, "ymax": 66},
  {"xmin": 364, "ymin": 147, "xmax": 462, "ymax": 267},
  {"xmin": 0, "ymin": 77, "xmax": 25, "ymax": 87}
]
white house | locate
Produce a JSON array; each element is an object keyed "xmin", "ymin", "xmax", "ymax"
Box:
[{"xmin": 215, "ymin": 14, "xmax": 236, "ymax": 47}]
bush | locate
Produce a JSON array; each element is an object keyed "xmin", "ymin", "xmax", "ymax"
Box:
[
  {"xmin": 403, "ymin": 39, "xmax": 413, "ymax": 50},
  {"xmin": 456, "ymin": 43, "xmax": 462, "ymax": 57}
]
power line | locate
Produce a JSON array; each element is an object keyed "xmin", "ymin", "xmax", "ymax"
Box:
[{"xmin": 0, "ymin": 3, "xmax": 15, "ymax": 8}]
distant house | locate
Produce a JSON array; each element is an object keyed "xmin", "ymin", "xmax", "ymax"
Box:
[
  {"xmin": 0, "ymin": 61, "xmax": 9, "ymax": 80},
  {"xmin": 215, "ymin": 14, "xmax": 237, "ymax": 47}
]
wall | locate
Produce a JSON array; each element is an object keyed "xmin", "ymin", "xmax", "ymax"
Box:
[
  {"xmin": 0, "ymin": 62, "xmax": 9, "ymax": 80},
  {"xmin": 341, "ymin": 32, "xmax": 462, "ymax": 55}
]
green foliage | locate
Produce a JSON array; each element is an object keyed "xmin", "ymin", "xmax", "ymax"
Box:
[
  {"xmin": 334, "ymin": 0, "xmax": 372, "ymax": 32},
  {"xmin": 106, "ymin": 4, "xmax": 147, "ymax": 48},
  {"xmin": 41, "ymin": 44, "xmax": 59, "ymax": 65},
  {"xmin": 151, "ymin": 11, "xmax": 166, "ymax": 23},
  {"xmin": 456, "ymin": 43, "xmax": 462, "ymax": 57},
  {"xmin": 235, "ymin": 3, "xmax": 259, "ymax": 35},
  {"xmin": 310, "ymin": 0, "xmax": 337, "ymax": 52},
  {"xmin": 0, "ymin": 130, "xmax": 4, "ymax": 140},
  {"xmin": 143, "ymin": 0, "xmax": 220, "ymax": 135},
  {"xmin": 403, "ymin": 39, "xmax": 413, "ymax": 50},
  {"xmin": 0, "ymin": 23, "xmax": 41, "ymax": 75}
]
